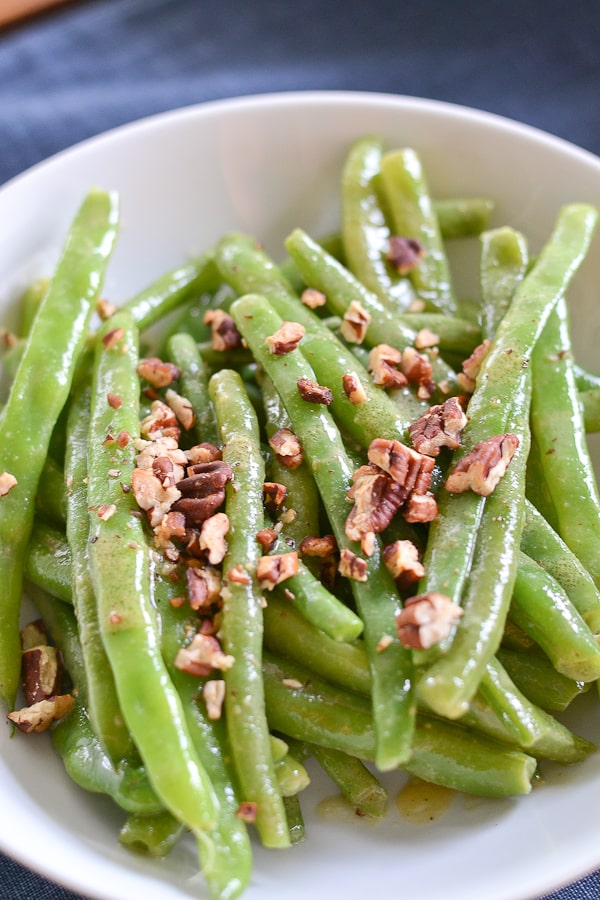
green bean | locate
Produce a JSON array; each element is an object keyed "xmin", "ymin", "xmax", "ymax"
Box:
[
  {"xmin": 509, "ymin": 551, "xmax": 600, "ymax": 682},
  {"xmin": 283, "ymin": 794, "xmax": 305, "ymax": 844},
  {"xmin": 157, "ymin": 572, "xmax": 253, "ymax": 899},
  {"xmin": 24, "ymin": 520, "xmax": 72, "ymax": 604},
  {"xmin": 208, "ymin": 367, "xmax": 290, "ymax": 849},
  {"xmin": 215, "ymin": 232, "xmax": 424, "ymax": 443},
  {"xmin": 521, "ymin": 500, "xmax": 600, "ymax": 635},
  {"xmin": 341, "ymin": 137, "xmax": 416, "ymax": 311},
  {"xmin": 525, "ymin": 435, "xmax": 561, "ymax": 531},
  {"xmin": 530, "ymin": 294, "xmax": 600, "ymax": 589},
  {"xmin": 379, "ymin": 148, "xmax": 457, "ymax": 315},
  {"xmin": 119, "ymin": 811, "xmax": 185, "ymax": 858},
  {"xmin": 87, "ymin": 310, "xmax": 220, "ymax": 845},
  {"xmin": 121, "ymin": 250, "xmax": 220, "ymax": 332},
  {"xmin": 166, "ymin": 331, "xmax": 219, "ymax": 445},
  {"xmin": 479, "ymin": 226, "xmax": 529, "ymax": 342},
  {"xmin": 17, "ymin": 277, "xmax": 49, "ymax": 338},
  {"xmin": 263, "ymin": 651, "xmax": 536, "ymax": 798},
  {"xmin": 0, "ymin": 188, "xmax": 119, "ymax": 708},
  {"xmin": 274, "ymin": 752, "xmax": 310, "ymax": 797},
  {"xmin": 574, "ymin": 362, "xmax": 600, "ymax": 393},
  {"xmin": 35, "ymin": 455, "xmax": 67, "ymax": 527},
  {"xmin": 65, "ymin": 379, "xmax": 133, "ymax": 763},
  {"xmin": 433, "ymin": 197, "xmax": 495, "ymax": 239},
  {"xmin": 497, "ymin": 646, "xmax": 589, "ymax": 713},
  {"xmin": 310, "ymin": 744, "xmax": 388, "ymax": 818},
  {"xmin": 230, "ymin": 293, "xmax": 416, "ymax": 771}
]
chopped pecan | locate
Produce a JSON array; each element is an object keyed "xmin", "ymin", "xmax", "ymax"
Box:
[
  {"xmin": 403, "ymin": 492, "xmax": 438, "ymax": 523},
  {"xmin": 265, "ymin": 321, "xmax": 305, "ymax": 355},
  {"xmin": 299, "ymin": 534, "xmax": 338, "ymax": 557},
  {"xmin": 137, "ymin": 357, "xmax": 181, "ymax": 388},
  {"xmin": 177, "ymin": 460, "xmax": 233, "ymax": 497},
  {"xmin": 172, "ymin": 494, "xmax": 226, "ymax": 526},
  {"xmin": 0, "ymin": 471, "xmax": 17, "ymax": 497},
  {"xmin": 338, "ymin": 548, "xmax": 368, "ymax": 582},
  {"xmin": 268, "ymin": 428, "xmax": 303, "ymax": 469},
  {"xmin": 204, "ymin": 309, "xmax": 243, "ymax": 351},
  {"xmin": 301, "ymin": 287, "xmax": 327, "ymax": 309},
  {"xmin": 186, "ymin": 443, "xmax": 222, "ymax": 465},
  {"xmin": 140, "ymin": 400, "xmax": 181, "ymax": 441},
  {"xmin": 445, "ymin": 433, "xmax": 519, "ymax": 496},
  {"xmin": 174, "ymin": 633, "xmax": 234, "ymax": 677},
  {"xmin": 236, "ymin": 801, "xmax": 257, "ymax": 823},
  {"xmin": 7, "ymin": 694, "xmax": 74, "ymax": 734},
  {"xmin": 387, "ymin": 235, "xmax": 426, "ymax": 274},
  {"xmin": 96, "ymin": 298, "xmax": 118, "ymax": 320},
  {"xmin": 263, "ymin": 481, "xmax": 288, "ymax": 512},
  {"xmin": 408, "ymin": 397, "xmax": 468, "ymax": 457},
  {"xmin": 107, "ymin": 392, "xmax": 122, "ymax": 409},
  {"xmin": 297, "ymin": 377, "xmax": 333, "ymax": 405},
  {"xmin": 400, "ymin": 346, "xmax": 436, "ymax": 400},
  {"xmin": 132, "ymin": 468, "xmax": 181, "ymax": 527},
  {"xmin": 97, "ymin": 503, "xmax": 116, "ymax": 521},
  {"xmin": 342, "ymin": 372, "xmax": 368, "ymax": 404},
  {"xmin": 256, "ymin": 552, "xmax": 299, "ymax": 590},
  {"xmin": 203, "ymin": 679, "xmax": 226, "ymax": 719},
  {"xmin": 339, "ymin": 300, "xmax": 371, "ymax": 344},
  {"xmin": 152, "ymin": 455, "xmax": 178, "ymax": 487},
  {"xmin": 457, "ymin": 338, "xmax": 492, "ymax": 393},
  {"xmin": 136, "ymin": 437, "xmax": 187, "ymax": 482},
  {"xmin": 227, "ymin": 564, "xmax": 251, "ymax": 585},
  {"xmin": 165, "ymin": 388, "xmax": 195, "ymax": 431},
  {"xmin": 20, "ymin": 620, "xmax": 47, "ymax": 651},
  {"xmin": 368, "ymin": 344, "xmax": 407, "ymax": 389},
  {"xmin": 344, "ymin": 464, "xmax": 406, "ymax": 543},
  {"xmin": 383, "ymin": 540, "xmax": 425, "ymax": 591},
  {"xmin": 396, "ymin": 592, "xmax": 463, "ymax": 649},
  {"xmin": 256, "ymin": 527, "xmax": 278, "ymax": 552},
  {"xmin": 414, "ymin": 328, "xmax": 440, "ymax": 350},
  {"xmin": 22, "ymin": 645, "xmax": 62, "ymax": 705},
  {"xmin": 367, "ymin": 438, "xmax": 435, "ymax": 495},
  {"xmin": 186, "ymin": 564, "xmax": 222, "ymax": 610},
  {"xmin": 199, "ymin": 512, "xmax": 229, "ymax": 565},
  {"xmin": 102, "ymin": 327, "xmax": 125, "ymax": 350}
]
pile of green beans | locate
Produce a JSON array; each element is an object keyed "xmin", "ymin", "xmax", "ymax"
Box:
[{"xmin": 2, "ymin": 138, "xmax": 600, "ymax": 900}]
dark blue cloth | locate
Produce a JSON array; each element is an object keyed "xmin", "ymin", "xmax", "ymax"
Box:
[{"xmin": 2, "ymin": 0, "xmax": 600, "ymax": 897}]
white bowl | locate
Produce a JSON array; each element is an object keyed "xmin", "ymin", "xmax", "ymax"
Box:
[{"xmin": 2, "ymin": 91, "xmax": 600, "ymax": 900}]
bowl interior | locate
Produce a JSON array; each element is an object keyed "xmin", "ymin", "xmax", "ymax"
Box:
[{"xmin": 2, "ymin": 91, "xmax": 600, "ymax": 900}]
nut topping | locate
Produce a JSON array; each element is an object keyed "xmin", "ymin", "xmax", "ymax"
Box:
[
  {"xmin": 22, "ymin": 645, "xmax": 62, "ymax": 705},
  {"xmin": 339, "ymin": 300, "xmax": 371, "ymax": 344},
  {"xmin": 137, "ymin": 357, "xmax": 181, "ymax": 388},
  {"xmin": 396, "ymin": 592, "xmax": 463, "ymax": 649},
  {"xmin": 165, "ymin": 388, "xmax": 195, "ymax": 432},
  {"xmin": 256, "ymin": 552, "xmax": 299, "ymax": 589},
  {"xmin": 204, "ymin": 309, "xmax": 243, "ymax": 351},
  {"xmin": 0, "ymin": 471, "xmax": 17, "ymax": 497},
  {"xmin": 7, "ymin": 694, "xmax": 75, "ymax": 734},
  {"xmin": 445, "ymin": 433, "xmax": 519, "ymax": 496},
  {"xmin": 265, "ymin": 321, "xmax": 305, "ymax": 355},
  {"xmin": 387, "ymin": 235, "xmax": 426, "ymax": 274},
  {"xmin": 400, "ymin": 346, "xmax": 436, "ymax": 400},
  {"xmin": 383, "ymin": 540, "xmax": 425, "ymax": 591},
  {"xmin": 344, "ymin": 464, "xmax": 406, "ymax": 544},
  {"xmin": 408, "ymin": 397, "xmax": 468, "ymax": 457},
  {"xmin": 368, "ymin": 344, "xmax": 407, "ymax": 389},
  {"xmin": 296, "ymin": 377, "xmax": 333, "ymax": 405},
  {"xmin": 186, "ymin": 564, "xmax": 222, "ymax": 610},
  {"xmin": 301, "ymin": 287, "xmax": 327, "ymax": 309},
  {"xmin": 268, "ymin": 428, "xmax": 303, "ymax": 469},
  {"xmin": 338, "ymin": 548, "xmax": 368, "ymax": 582},
  {"xmin": 174, "ymin": 632, "xmax": 234, "ymax": 677},
  {"xmin": 299, "ymin": 534, "xmax": 338, "ymax": 558},
  {"xmin": 367, "ymin": 438, "xmax": 434, "ymax": 493},
  {"xmin": 199, "ymin": 512, "xmax": 229, "ymax": 565},
  {"xmin": 203, "ymin": 679, "xmax": 226, "ymax": 719},
  {"xmin": 457, "ymin": 338, "xmax": 492, "ymax": 393},
  {"xmin": 342, "ymin": 372, "xmax": 368, "ymax": 404}
]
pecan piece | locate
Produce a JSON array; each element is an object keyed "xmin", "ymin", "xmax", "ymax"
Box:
[
  {"xmin": 172, "ymin": 494, "xmax": 226, "ymax": 526},
  {"xmin": 0, "ymin": 471, "xmax": 17, "ymax": 497},
  {"xmin": 137, "ymin": 357, "xmax": 180, "ymax": 388},
  {"xmin": 165, "ymin": 388, "xmax": 195, "ymax": 431},
  {"xmin": 414, "ymin": 328, "xmax": 440, "ymax": 350},
  {"xmin": 263, "ymin": 481, "xmax": 287, "ymax": 512},
  {"xmin": 445, "ymin": 433, "xmax": 519, "ymax": 496},
  {"xmin": 383, "ymin": 540, "xmax": 425, "ymax": 591},
  {"xmin": 342, "ymin": 372, "xmax": 368, "ymax": 404},
  {"xmin": 102, "ymin": 327, "xmax": 125, "ymax": 350},
  {"xmin": 132, "ymin": 468, "xmax": 181, "ymax": 527},
  {"xmin": 408, "ymin": 397, "xmax": 468, "ymax": 457},
  {"xmin": 186, "ymin": 443, "xmax": 222, "ymax": 465},
  {"xmin": 299, "ymin": 534, "xmax": 338, "ymax": 557},
  {"xmin": 204, "ymin": 309, "xmax": 243, "ymax": 351},
  {"xmin": 186, "ymin": 564, "xmax": 222, "ymax": 610},
  {"xmin": 256, "ymin": 527, "xmax": 278, "ymax": 552},
  {"xmin": 177, "ymin": 460, "xmax": 233, "ymax": 497},
  {"xmin": 140, "ymin": 400, "xmax": 181, "ymax": 441},
  {"xmin": 400, "ymin": 346, "xmax": 436, "ymax": 400},
  {"xmin": 301, "ymin": 287, "xmax": 327, "ymax": 309},
  {"xmin": 403, "ymin": 492, "xmax": 438, "ymax": 523},
  {"xmin": 297, "ymin": 376, "xmax": 333, "ymax": 405},
  {"xmin": 199, "ymin": 512, "xmax": 229, "ymax": 565},
  {"xmin": 256, "ymin": 552, "xmax": 299, "ymax": 590},
  {"xmin": 203, "ymin": 679, "xmax": 226, "ymax": 720},
  {"xmin": 338, "ymin": 548, "xmax": 368, "ymax": 582},
  {"xmin": 344, "ymin": 464, "xmax": 406, "ymax": 543},
  {"xmin": 174, "ymin": 633, "xmax": 234, "ymax": 677},
  {"xmin": 367, "ymin": 438, "xmax": 435, "ymax": 494},
  {"xmin": 367, "ymin": 344, "xmax": 407, "ymax": 389},
  {"xmin": 7, "ymin": 694, "xmax": 75, "ymax": 734},
  {"xmin": 265, "ymin": 321, "xmax": 305, "ymax": 355},
  {"xmin": 153, "ymin": 510, "xmax": 187, "ymax": 550},
  {"xmin": 396, "ymin": 592, "xmax": 463, "ymax": 649},
  {"xmin": 339, "ymin": 300, "xmax": 371, "ymax": 344},
  {"xmin": 457, "ymin": 338, "xmax": 492, "ymax": 393},
  {"xmin": 268, "ymin": 428, "xmax": 303, "ymax": 469},
  {"xmin": 22, "ymin": 645, "xmax": 62, "ymax": 705},
  {"xmin": 387, "ymin": 235, "xmax": 426, "ymax": 274}
]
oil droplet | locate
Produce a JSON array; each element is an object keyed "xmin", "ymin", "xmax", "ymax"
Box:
[{"xmin": 396, "ymin": 777, "xmax": 454, "ymax": 824}]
